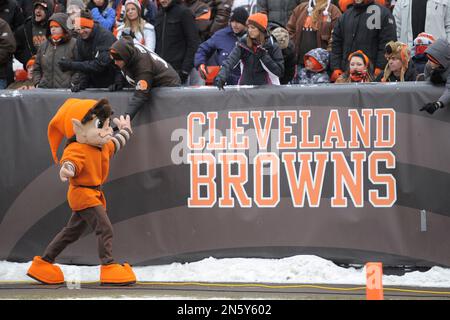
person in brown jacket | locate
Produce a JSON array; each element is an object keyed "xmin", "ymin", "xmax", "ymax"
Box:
[
  {"xmin": 110, "ymin": 36, "xmax": 181, "ymax": 120},
  {"xmin": 0, "ymin": 17, "xmax": 16, "ymax": 89},
  {"xmin": 286, "ymin": 0, "xmax": 341, "ymax": 83},
  {"xmin": 27, "ymin": 98, "xmax": 137, "ymax": 286},
  {"xmin": 33, "ymin": 13, "xmax": 78, "ymax": 88}
]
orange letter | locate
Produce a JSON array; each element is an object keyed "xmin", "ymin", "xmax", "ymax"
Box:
[
  {"xmin": 187, "ymin": 153, "xmax": 217, "ymax": 207},
  {"xmin": 369, "ymin": 151, "xmax": 397, "ymax": 207},
  {"xmin": 348, "ymin": 109, "xmax": 373, "ymax": 148},
  {"xmin": 277, "ymin": 110, "xmax": 297, "ymax": 149},
  {"xmin": 187, "ymin": 112, "xmax": 205, "ymax": 150},
  {"xmin": 331, "ymin": 152, "xmax": 366, "ymax": 207},
  {"xmin": 229, "ymin": 111, "xmax": 249, "ymax": 150},
  {"xmin": 251, "ymin": 110, "xmax": 274, "ymax": 150},
  {"xmin": 282, "ymin": 152, "xmax": 329, "ymax": 207},
  {"xmin": 374, "ymin": 108, "xmax": 395, "ymax": 148},
  {"xmin": 254, "ymin": 153, "xmax": 280, "ymax": 207},
  {"xmin": 299, "ymin": 110, "xmax": 320, "ymax": 149},
  {"xmin": 218, "ymin": 153, "xmax": 251, "ymax": 207},
  {"xmin": 206, "ymin": 112, "xmax": 227, "ymax": 150},
  {"xmin": 323, "ymin": 110, "xmax": 347, "ymax": 149}
]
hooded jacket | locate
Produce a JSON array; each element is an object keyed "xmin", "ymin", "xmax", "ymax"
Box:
[
  {"xmin": 330, "ymin": 0, "xmax": 397, "ymax": 72},
  {"xmin": 14, "ymin": 0, "xmax": 53, "ymax": 66},
  {"xmin": 0, "ymin": 17, "xmax": 16, "ymax": 79},
  {"xmin": 33, "ymin": 13, "xmax": 77, "ymax": 88},
  {"xmin": 217, "ymin": 34, "xmax": 284, "ymax": 85},
  {"xmin": 111, "ymin": 37, "xmax": 180, "ymax": 119},
  {"xmin": 297, "ymin": 47, "xmax": 330, "ymax": 84},
  {"xmin": 424, "ymin": 39, "xmax": 450, "ymax": 107}
]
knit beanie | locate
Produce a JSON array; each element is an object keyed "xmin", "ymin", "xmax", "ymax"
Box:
[
  {"xmin": 48, "ymin": 99, "xmax": 100, "ymax": 163},
  {"xmin": 246, "ymin": 13, "xmax": 268, "ymax": 32},
  {"xmin": 230, "ymin": 7, "xmax": 249, "ymax": 25},
  {"xmin": 413, "ymin": 32, "xmax": 436, "ymax": 56},
  {"xmin": 124, "ymin": 0, "xmax": 141, "ymax": 13}
]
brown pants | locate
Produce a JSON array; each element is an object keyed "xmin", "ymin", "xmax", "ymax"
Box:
[{"xmin": 42, "ymin": 206, "xmax": 115, "ymax": 265}]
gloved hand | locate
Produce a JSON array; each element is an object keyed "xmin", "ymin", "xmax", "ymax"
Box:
[
  {"xmin": 198, "ymin": 64, "xmax": 208, "ymax": 80},
  {"xmin": 109, "ymin": 82, "xmax": 124, "ymax": 91},
  {"xmin": 178, "ymin": 70, "xmax": 189, "ymax": 84},
  {"xmin": 58, "ymin": 58, "xmax": 73, "ymax": 72},
  {"xmin": 70, "ymin": 83, "xmax": 82, "ymax": 92},
  {"xmin": 374, "ymin": 68, "xmax": 383, "ymax": 77},
  {"xmin": 60, "ymin": 161, "xmax": 75, "ymax": 182},
  {"xmin": 214, "ymin": 76, "xmax": 226, "ymax": 90},
  {"xmin": 420, "ymin": 101, "xmax": 444, "ymax": 114},
  {"xmin": 113, "ymin": 114, "xmax": 133, "ymax": 134},
  {"xmin": 255, "ymin": 45, "xmax": 267, "ymax": 59},
  {"xmin": 330, "ymin": 69, "xmax": 344, "ymax": 82}
]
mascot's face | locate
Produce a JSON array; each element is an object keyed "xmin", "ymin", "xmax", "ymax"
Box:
[
  {"xmin": 72, "ymin": 100, "xmax": 114, "ymax": 147},
  {"xmin": 72, "ymin": 116, "xmax": 113, "ymax": 147}
]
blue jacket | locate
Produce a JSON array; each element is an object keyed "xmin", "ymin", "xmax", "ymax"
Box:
[
  {"xmin": 91, "ymin": 7, "xmax": 116, "ymax": 31},
  {"xmin": 194, "ymin": 26, "xmax": 241, "ymax": 85}
]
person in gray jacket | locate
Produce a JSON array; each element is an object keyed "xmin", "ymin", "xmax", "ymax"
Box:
[
  {"xmin": 419, "ymin": 39, "xmax": 450, "ymax": 114},
  {"xmin": 33, "ymin": 12, "xmax": 77, "ymax": 88},
  {"xmin": 256, "ymin": 0, "xmax": 302, "ymax": 27}
]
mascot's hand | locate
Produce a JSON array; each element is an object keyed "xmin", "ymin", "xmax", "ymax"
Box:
[
  {"xmin": 113, "ymin": 115, "xmax": 132, "ymax": 134},
  {"xmin": 60, "ymin": 162, "xmax": 75, "ymax": 182}
]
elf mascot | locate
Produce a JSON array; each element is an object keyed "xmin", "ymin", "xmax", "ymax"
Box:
[{"xmin": 27, "ymin": 98, "xmax": 136, "ymax": 286}]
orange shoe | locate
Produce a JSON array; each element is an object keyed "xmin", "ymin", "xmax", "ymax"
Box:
[
  {"xmin": 26, "ymin": 256, "xmax": 64, "ymax": 285},
  {"xmin": 122, "ymin": 263, "xmax": 137, "ymax": 283},
  {"xmin": 100, "ymin": 263, "xmax": 136, "ymax": 286}
]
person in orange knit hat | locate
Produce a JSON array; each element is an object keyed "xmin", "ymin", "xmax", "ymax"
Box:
[
  {"xmin": 335, "ymin": 50, "xmax": 374, "ymax": 83},
  {"xmin": 27, "ymin": 98, "xmax": 137, "ymax": 286}
]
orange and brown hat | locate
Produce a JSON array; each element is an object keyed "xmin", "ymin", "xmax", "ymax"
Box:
[
  {"xmin": 246, "ymin": 13, "xmax": 268, "ymax": 32},
  {"xmin": 47, "ymin": 98, "xmax": 100, "ymax": 163}
]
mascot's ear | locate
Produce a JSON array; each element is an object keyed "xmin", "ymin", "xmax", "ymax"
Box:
[{"xmin": 72, "ymin": 118, "xmax": 84, "ymax": 136}]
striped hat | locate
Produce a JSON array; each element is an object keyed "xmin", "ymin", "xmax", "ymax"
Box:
[{"xmin": 413, "ymin": 32, "xmax": 436, "ymax": 56}]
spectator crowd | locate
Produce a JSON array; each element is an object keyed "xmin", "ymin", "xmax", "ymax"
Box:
[{"xmin": 1, "ymin": 0, "xmax": 450, "ymax": 114}]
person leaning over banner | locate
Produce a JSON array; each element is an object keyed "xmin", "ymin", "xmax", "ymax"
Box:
[
  {"xmin": 330, "ymin": 0, "xmax": 397, "ymax": 82},
  {"xmin": 419, "ymin": 39, "xmax": 450, "ymax": 114},
  {"xmin": 194, "ymin": 6, "xmax": 248, "ymax": 85},
  {"xmin": 109, "ymin": 36, "xmax": 181, "ymax": 120},
  {"xmin": 57, "ymin": 9, "xmax": 124, "ymax": 92},
  {"xmin": 375, "ymin": 40, "xmax": 416, "ymax": 82},
  {"xmin": 214, "ymin": 12, "xmax": 284, "ymax": 89},
  {"xmin": 335, "ymin": 50, "xmax": 374, "ymax": 83},
  {"xmin": 32, "ymin": 13, "xmax": 78, "ymax": 88}
]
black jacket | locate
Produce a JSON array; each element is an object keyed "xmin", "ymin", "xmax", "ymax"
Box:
[
  {"xmin": 331, "ymin": 1, "xmax": 397, "ymax": 72},
  {"xmin": 280, "ymin": 41, "xmax": 296, "ymax": 84},
  {"xmin": 218, "ymin": 35, "xmax": 284, "ymax": 86},
  {"xmin": 375, "ymin": 60, "xmax": 418, "ymax": 82},
  {"xmin": 111, "ymin": 37, "xmax": 181, "ymax": 120},
  {"xmin": 71, "ymin": 23, "xmax": 122, "ymax": 89},
  {"xmin": 0, "ymin": 0, "xmax": 24, "ymax": 32},
  {"xmin": 155, "ymin": 0, "xmax": 200, "ymax": 74}
]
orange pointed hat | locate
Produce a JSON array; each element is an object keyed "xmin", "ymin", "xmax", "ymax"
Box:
[{"xmin": 48, "ymin": 98, "xmax": 99, "ymax": 163}]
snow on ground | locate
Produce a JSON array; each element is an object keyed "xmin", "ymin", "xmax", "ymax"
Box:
[{"xmin": 1, "ymin": 255, "xmax": 450, "ymax": 288}]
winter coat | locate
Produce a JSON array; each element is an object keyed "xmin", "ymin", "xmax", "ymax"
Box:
[
  {"xmin": 286, "ymin": 2, "xmax": 341, "ymax": 59},
  {"xmin": 424, "ymin": 39, "xmax": 450, "ymax": 107},
  {"xmin": 0, "ymin": 17, "xmax": 16, "ymax": 79},
  {"xmin": 186, "ymin": 0, "xmax": 212, "ymax": 41},
  {"xmin": 154, "ymin": 0, "xmax": 200, "ymax": 74},
  {"xmin": 88, "ymin": 1, "xmax": 116, "ymax": 31},
  {"xmin": 297, "ymin": 48, "xmax": 330, "ymax": 84},
  {"xmin": 208, "ymin": 0, "xmax": 234, "ymax": 36},
  {"xmin": 256, "ymin": 0, "xmax": 302, "ymax": 27},
  {"xmin": 330, "ymin": 1, "xmax": 397, "ymax": 72},
  {"xmin": 375, "ymin": 60, "xmax": 417, "ymax": 82},
  {"xmin": 217, "ymin": 35, "xmax": 284, "ymax": 85},
  {"xmin": 110, "ymin": 37, "xmax": 180, "ymax": 119},
  {"xmin": 116, "ymin": 22, "xmax": 156, "ymax": 51},
  {"xmin": 14, "ymin": 0, "xmax": 54, "ymax": 67},
  {"xmin": 71, "ymin": 23, "xmax": 122, "ymax": 88},
  {"xmin": 412, "ymin": 53, "xmax": 427, "ymax": 75},
  {"xmin": 194, "ymin": 25, "xmax": 242, "ymax": 85},
  {"xmin": 0, "ymin": 0, "xmax": 25, "ymax": 32},
  {"xmin": 32, "ymin": 13, "xmax": 77, "ymax": 88},
  {"xmin": 394, "ymin": 0, "xmax": 450, "ymax": 48}
]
